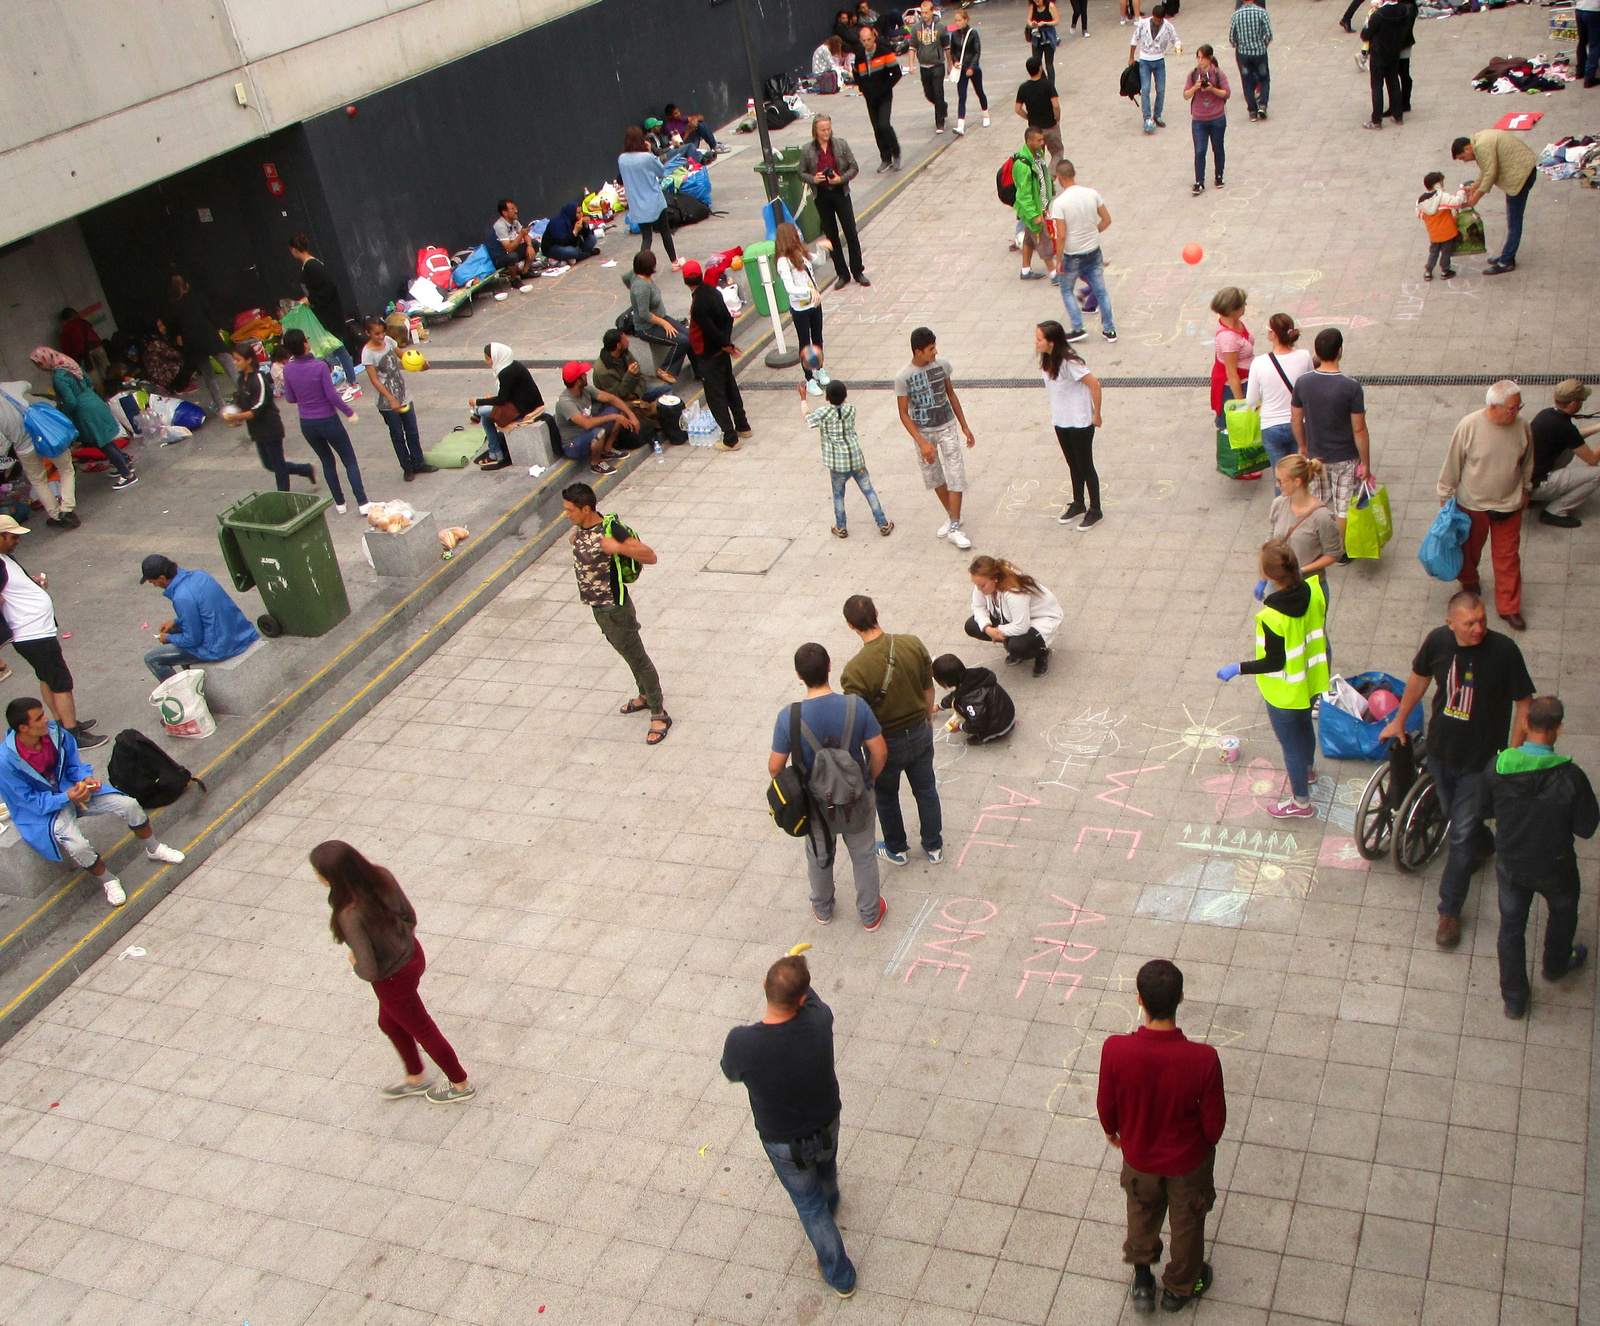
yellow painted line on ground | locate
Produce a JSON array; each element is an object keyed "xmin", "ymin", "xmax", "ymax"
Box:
[{"xmin": 0, "ymin": 509, "xmax": 569, "ymax": 1024}]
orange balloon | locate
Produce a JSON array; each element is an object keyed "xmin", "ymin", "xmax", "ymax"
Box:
[
  {"xmin": 731, "ymin": 256, "xmax": 744, "ymax": 270},
  {"xmin": 1182, "ymin": 244, "xmax": 1204, "ymax": 265}
]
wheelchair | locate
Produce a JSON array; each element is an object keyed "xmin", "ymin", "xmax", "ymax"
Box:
[{"xmin": 1353, "ymin": 733, "xmax": 1450, "ymax": 872}]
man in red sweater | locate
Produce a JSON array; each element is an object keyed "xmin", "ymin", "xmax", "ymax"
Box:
[{"xmin": 1097, "ymin": 959, "xmax": 1226, "ymax": 1315}]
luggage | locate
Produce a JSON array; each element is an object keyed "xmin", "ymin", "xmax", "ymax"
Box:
[
  {"xmin": 665, "ymin": 191, "xmax": 712, "ymax": 228},
  {"xmin": 149, "ymin": 669, "xmax": 216, "ymax": 740},
  {"xmin": 107, "ymin": 728, "xmax": 203, "ymax": 809},
  {"xmin": 417, "ymin": 246, "xmax": 453, "ymax": 288}
]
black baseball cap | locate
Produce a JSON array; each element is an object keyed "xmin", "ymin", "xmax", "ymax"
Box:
[{"xmin": 140, "ymin": 554, "xmax": 178, "ymax": 584}]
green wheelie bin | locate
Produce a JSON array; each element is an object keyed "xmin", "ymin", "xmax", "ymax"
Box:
[{"xmin": 217, "ymin": 491, "xmax": 350, "ymax": 637}]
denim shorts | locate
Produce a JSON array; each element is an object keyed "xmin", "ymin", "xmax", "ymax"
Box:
[{"xmin": 560, "ymin": 425, "xmax": 607, "ymax": 460}]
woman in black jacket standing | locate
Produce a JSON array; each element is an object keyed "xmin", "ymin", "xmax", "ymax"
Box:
[
  {"xmin": 224, "ymin": 345, "xmax": 315, "ymax": 491},
  {"xmin": 288, "ymin": 235, "xmax": 359, "ymax": 389},
  {"xmin": 472, "ymin": 342, "xmax": 544, "ymax": 470},
  {"xmin": 798, "ymin": 116, "xmax": 871, "ymax": 288},
  {"xmin": 163, "ymin": 274, "xmax": 236, "ymax": 411}
]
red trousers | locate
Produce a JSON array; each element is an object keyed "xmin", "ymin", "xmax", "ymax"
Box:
[
  {"xmin": 1459, "ymin": 506, "xmax": 1523, "ymax": 616},
  {"xmin": 372, "ymin": 941, "xmax": 467, "ymax": 1083}
]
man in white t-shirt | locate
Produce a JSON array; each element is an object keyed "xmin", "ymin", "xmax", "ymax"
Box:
[
  {"xmin": 1128, "ymin": 5, "xmax": 1179, "ymax": 133},
  {"xmin": 0, "ymin": 517, "xmax": 103, "ymax": 748},
  {"xmin": 1046, "ymin": 160, "xmax": 1116, "ymax": 344}
]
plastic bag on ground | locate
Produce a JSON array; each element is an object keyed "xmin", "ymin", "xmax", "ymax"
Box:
[
  {"xmin": 1323, "ymin": 675, "xmax": 1370, "ymax": 720},
  {"xmin": 150, "ymin": 669, "xmax": 216, "ymax": 739}
]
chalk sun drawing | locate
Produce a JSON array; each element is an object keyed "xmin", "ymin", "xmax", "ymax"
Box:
[{"xmin": 1142, "ymin": 696, "xmax": 1263, "ymax": 774}]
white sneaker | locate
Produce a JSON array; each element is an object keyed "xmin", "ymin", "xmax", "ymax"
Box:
[
  {"xmin": 947, "ymin": 523, "xmax": 973, "ymax": 550},
  {"xmin": 146, "ymin": 842, "xmax": 185, "ymax": 864},
  {"xmin": 936, "ymin": 519, "xmax": 954, "ymax": 540},
  {"xmin": 954, "ymin": 119, "xmax": 966, "ymax": 135},
  {"xmin": 334, "ymin": 504, "xmax": 347, "ymax": 515},
  {"xmin": 358, "ymin": 503, "xmax": 374, "ymax": 515},
  {"xmin": 806, "ymin": 378, "xmax": 823, "ymax": 396},
  {"xmin": 982, "ymin": 115, "xmax": 990, "ymax": 127},
  {"xmin": 816, "ymin": 369, "xmax": 831, "ymax": 385},
  {"xmin": 102, "ymin": 877, "xmax": 126, "ymax": 907}
]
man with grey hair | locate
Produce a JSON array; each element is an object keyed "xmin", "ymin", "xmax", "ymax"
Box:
[
  {"xmin": 1530, "ymin": 379, "xmax": 1600, "ymax": 529},
  {"xmin": 1437, "ymin": 380, "xmax": 1534, "ymax": 630}
]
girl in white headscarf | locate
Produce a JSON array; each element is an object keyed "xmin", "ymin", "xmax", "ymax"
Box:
[{"xmin": 470, "ymin": 343, "xmax": 543, "ymax": 470}]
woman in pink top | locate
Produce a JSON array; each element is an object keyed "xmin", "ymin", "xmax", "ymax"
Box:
[
  {"xmin": 1184, "ymin": 45, "xmax": 1230, "ymax": 195},
  {"xmin": 1209, "ymin": 285, "xmax": 1253, "ymax": 428}
]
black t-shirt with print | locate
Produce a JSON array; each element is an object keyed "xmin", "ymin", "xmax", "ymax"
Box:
[{"xmin": 1411, "ymin": 626, "xmax": 1534, "ymax": 771}]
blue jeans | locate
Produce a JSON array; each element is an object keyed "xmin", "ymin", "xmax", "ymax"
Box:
[
  {"xmin": 829, "ymin": 468, "xmax": 888, "ymax": 529},
  {"xmin": 144, "ymin": 642, "xmax": 201, "ymax": 682},
  {"xmin": 1496, "ymin": 172, "xmax": 1534, "ymax": 267},
  {"xmin": 1265, "ymin": 702, "xmax": 1315, "ymax": 801},
  {"xmin": 1262, "ymin": 422, "xmax": 1297, "ymax": 491},
  {"xmin": 545, "ymin": 234, "xmax": 599, "ymax": 264},
  {"xmin": 476, "ymin": 404, "xmax": 508, "ymax": 461},
  {"xmin": 1235, "ymin": 53, "xmax": 1269, "ymax": 112},
  {"xmin": 1056, "ymin": 249, "xmax": 1115, "ymax": 334},
  {"xmin": 875, "ymin": 721, "xmax": 942, "ymax": 856},
  {"xmin": 1193, "ymin": 116, "xmax": 1226, "ymax": 184},
  {"xmin": 762, "ymin": 1120, "xmax": 854, "ymax": 1294},
  {"xmin": 958, "ymin": 67, "xmax": 988, "ymax": 118},
  {"xmin": 1428, "ymin": 757, "xmax": 1492, "ymax": 917},
  {"xmin": 378, "ymin": 406, "xmax": 427, "ymax": 472},
  {"xmin": 1578, "ymin": 8, "xmax": 1600, "ymax": 81},
  {"xmin": 299, "ymin": 415, "xmax": 367, "ymax": 505},
  {"xmin": 1139, "ymin": 59, "xmax": 1167, "ymax": 125}
]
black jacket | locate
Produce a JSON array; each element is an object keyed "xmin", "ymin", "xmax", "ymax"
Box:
[
  {"xmin": 854, "ymin": 45, "xmax": 903, "ymax": 98},
  {"xmin": 1481, "ymin": 750, "xmax": 1600, "ymax": 876},
  {"xmin": 1362, "ymin": 3, "xmax": 1410, "ymax": 71},
  {"xmin": 939, "ymin": 666, "xmax": 1015, "ymax": 745},
  {"xmin": 164, "ymin": 289, "xmax": 226, "ymax": 359},
  {"xmin": 690, "ymin": 283, "xmax": 735, "ymax": 355},
  {"xmin": 299, "ymin": 257, "xmax": 347, "ymax": 338},
  {"xmin": 476, "ymin": 361, "xmax": 544, "ymax": 416}
]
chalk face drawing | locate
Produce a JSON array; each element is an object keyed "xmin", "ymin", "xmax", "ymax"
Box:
[
  {"xmin": 1143, "ymin": 698, "xmax": 1263, "ymax": 774},
  {"xmin": 1039, "ymin": 707, "xmax": 1129, "ymax": 789}
]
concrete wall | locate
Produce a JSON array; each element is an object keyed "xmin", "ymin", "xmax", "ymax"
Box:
[
  {"xmin": 1, "ymin": 0, "xmax": 598, "ymax": 247},
  {"xmin": 0, "ymin": 221, "xmax": 114, "ymax": 384}
]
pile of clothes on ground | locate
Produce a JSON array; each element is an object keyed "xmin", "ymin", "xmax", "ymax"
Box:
[
  {"xmin": 1473, "ymin": 53, "xmax": 1573, "ymax": 92},
  {"xmin": 1538, "ymin": 133, "xmax": 1600, "ymax": 183},
  {"xmin": 1418, "ymin": 0, "xmax": 1529, "ymax": 17}
]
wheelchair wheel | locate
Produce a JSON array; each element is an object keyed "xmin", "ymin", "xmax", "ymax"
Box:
[
  {"xmin": 1354, "ymin": 763, "xmax": 1395, "ymax": 861},
  {"xmin": 1394, "ymin": 773, "xmax": 1448, "ymax": 873}
]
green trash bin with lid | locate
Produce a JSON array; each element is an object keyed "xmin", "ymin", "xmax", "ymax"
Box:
[
  {"xmin": 217, "ymin": 491, "xmax": 350, "ymax": 638},
  {"xmin": 742, "ymin": 240, "xmax": 789, "ymax": 318}
]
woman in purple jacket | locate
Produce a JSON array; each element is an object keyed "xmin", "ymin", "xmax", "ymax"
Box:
[{"xmin": 280, "ymin": 328, "xmax": 369, "ymax": 513}]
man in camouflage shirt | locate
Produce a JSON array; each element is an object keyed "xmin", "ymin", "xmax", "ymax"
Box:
[{"xmin": 561, "ymin": 482, "xmax": 672, "ymax": 744}]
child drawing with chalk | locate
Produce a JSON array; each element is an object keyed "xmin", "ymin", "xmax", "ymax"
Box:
[
  {"xmin": 933, "ymin": 653, "xmax": 1017, "ymax": 745},
  {"xmin": 800, "ymin": 379, "xmax": 894, "ymax": 539}
]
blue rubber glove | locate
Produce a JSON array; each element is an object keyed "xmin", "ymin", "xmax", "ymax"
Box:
[
  {"xmin": 1216, "ymin": 663, "xmax": 1241, "ymax": 682},
  {"xmin": 1253, "ymin": 579, "xmax": 1268, "ymax": 602}
]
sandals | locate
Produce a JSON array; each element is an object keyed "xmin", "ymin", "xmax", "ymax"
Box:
[
  {"xmin": 831, "ymin": 526, "xmax": 849, "ymax": 539},
  {"xmin": 879, "ymin": 521, "xmax": 894, "ymax": 537},
  {"xmin": 647, "ymin": 714, "xmax": 673, "ymax": 745},
  {"xmin": 620, "ymin": 697, "xmax": 650, "ymax": 714}
]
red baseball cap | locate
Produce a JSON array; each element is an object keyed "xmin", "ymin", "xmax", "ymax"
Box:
[
  {"xmin": 561, "ymin": 361, "xmax": 588, "ymax": 386},
  {"xmin": 680, "ymin": 259, "xmax": 703, "ymax": 281}
]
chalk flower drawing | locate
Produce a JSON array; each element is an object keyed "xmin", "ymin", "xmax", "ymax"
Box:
[{"xmin": 1198, "ymin": 758, "xmax": 1287, "ymax": 819}]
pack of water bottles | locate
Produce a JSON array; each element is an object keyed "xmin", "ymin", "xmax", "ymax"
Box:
[{"xmin": 683, "ymin": 402, "xmax": 721, "ymax": 446}]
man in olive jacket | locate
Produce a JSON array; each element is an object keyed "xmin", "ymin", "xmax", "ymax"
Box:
[{"xmin": 1482, "ymin": 695, "xmax": 1599, "ymax": 1018}]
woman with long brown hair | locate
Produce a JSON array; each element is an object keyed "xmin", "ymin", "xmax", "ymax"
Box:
[
  {"xmin": 966, "ymin": 555, "xmax": 1064, "ymax": 676},
  {"xmin": 1036, "ymin": 320, "xmax": 1104, "ymax": 530},
  {"xmin": 619, "ymin": 126, "xmax": 680, "ymax": 267},
  {"xmin": 313, "ymin": 840, "xmax": 474, "ymax": 1103},
  {"xmin": 775, "ymin": 221, "xmax": 832, "ymax": 393}
]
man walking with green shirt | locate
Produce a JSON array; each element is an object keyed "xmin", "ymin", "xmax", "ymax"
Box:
[
  {"xmin": 1228, "ymin": 0, "xmax": 1273, "ymax": 121},
  {"xmin": 1012, "ymin": 126, "xmax": 1054, "ymax": 280},
  {"xmin": 1453, "ymin": 129, "xmax": 1537, "ymax": 276},
  {"xmin": 840, "ymin": 595, "xmax": 943, "ymax": 868}
]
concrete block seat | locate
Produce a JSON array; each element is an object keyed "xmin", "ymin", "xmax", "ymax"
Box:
[
  {"xmin": 364, "ymin": 511, "xmax": 441, "ymax": 579},
  {"xmin": 504, "ymin": 413, "xmax": 562, "ymax": 469},
  {"xmin": 0, "ymin": 825, "xmax": 75, "ymax": 899},
  {"xmin": 202, "ymin": 638, "xmax": 287, "ymax": 716}
]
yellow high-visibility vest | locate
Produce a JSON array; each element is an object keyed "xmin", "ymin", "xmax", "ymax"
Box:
[{"xmin": 1254, "ymin": 576, "xmax": 1329, "ymax": 709}]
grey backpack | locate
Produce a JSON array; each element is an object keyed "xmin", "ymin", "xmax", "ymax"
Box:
[{"xmin": 797, "ymin": 696, "xmax": 876, "ymax": 858}]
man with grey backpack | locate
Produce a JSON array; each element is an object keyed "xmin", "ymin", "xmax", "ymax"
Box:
[{"xmin": 768, "ymin": 642, "xmax": 889, "ymax": 928}]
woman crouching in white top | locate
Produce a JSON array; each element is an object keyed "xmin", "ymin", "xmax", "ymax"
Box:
[
  {"xmin": 775, "ymin": 221, "xmax": 834, "ymax": 395},
  {"xmin": 965, "ymin": 554, "xmax": 1064, "ymax": 677}
]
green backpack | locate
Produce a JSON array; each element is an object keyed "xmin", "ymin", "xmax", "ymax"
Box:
[{"xmin": 601, "ymin": 513, "xmax": 642, "ymax": 601}]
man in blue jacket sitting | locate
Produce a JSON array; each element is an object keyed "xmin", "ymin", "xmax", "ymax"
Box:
[
  {"xmin": 0, "ymin": 698, "xmax": 184, "ymax": 906},
  {"xmin": 138, "ymin": 555, "xmax": 261, "ymax": 682}
]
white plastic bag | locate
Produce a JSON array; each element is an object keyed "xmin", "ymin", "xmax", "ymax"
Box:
[
  {"xmin": 407, "ymin": 277, "xmax": 449, "ymax": 311},
  {"xmin": 150, "ymin": 668, "xmax": 216, "ymax": 739},
  {"xmin": 1322, "ymin": 675, "xmax": 1370, "ymax": 721}
]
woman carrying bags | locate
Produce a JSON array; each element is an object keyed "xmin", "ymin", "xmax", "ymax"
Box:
[
  {"xmin": 1209, "ymin": 285, "xmax": 1252, "ymax": 430},
  {"xmin": 29, "ymin": 348, "xmax": 137, "ymax": 491},
  {"xmin": 314, "ymin": 840, "xmax": 474, "ymax": 1105},
  {"xmin": 1216, "ymin": 540, "xmax": 1329, "ymax": 820},
  {"xmin": 1269, "ymin": 455, "xmax": 1342, "ymax": 600},
  {"xmin": 965, "ymin": 555, "xmax": 1063, "ymax": 677}
]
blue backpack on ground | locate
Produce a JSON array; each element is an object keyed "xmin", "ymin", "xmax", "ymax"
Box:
[
  {"xmin": 1317, "ymin": 671, "xmax": 1423, "ymax": 761},
  {"xmin": 1418, "ymin": 497, "xmax": 1471, "ymax": 581},
  {"xmin": 451, "ymin": 245, "xmax": 497, "ymax": 287},
  {"xmin": 1, "ymin": 391, "xmax": 76, "ymax": 458}
]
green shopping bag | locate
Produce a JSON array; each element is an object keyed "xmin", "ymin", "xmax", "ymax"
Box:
[
  {"xmin": 280, "ymin": 304, "xmax": 344, "ymax": 359},
  {"xmin": 1223, "ymin": 398, "xmax": 1261, "ymax": 451},
  {"xmin": 1344, "ymin": 481, "xmax": 1393, "ymax": 559},
  {"xmin": 1454, "ymin": 207, "xmax": 1486, "ymax": 256}
]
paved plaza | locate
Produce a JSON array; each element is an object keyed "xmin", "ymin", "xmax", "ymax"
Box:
[{"xmin": 0, "ymin": 0, "xmax": 1597, "ymax": 1323}]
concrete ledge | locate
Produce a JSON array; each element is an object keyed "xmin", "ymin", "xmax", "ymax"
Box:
[
  {"xmin": 0, "ymin": 828, "xmax": 74, "ymax": 900},
  {"xmin": 365, "ymin": 512, "xmax": 441, "ymax": 579},
  {"xmin": 507, "ymin": 416, "xmax": 560, "ymax": 469},
  {"xmin": 203, "ymin": 639, "xmax": 287, "ymax": 717}
]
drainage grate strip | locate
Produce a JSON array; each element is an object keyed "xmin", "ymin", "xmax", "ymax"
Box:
[{"xmin": 741, "ymin": 374, "xmax": 1597, "ymax": 391}]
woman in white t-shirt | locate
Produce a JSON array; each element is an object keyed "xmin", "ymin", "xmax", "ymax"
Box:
[
  {"xmin": 1037, "ymin": 320, "xmax": 1104, "ymax": 530},
  {"xmin": 775, "ymin": 222, "xmax": 834, "ymax": 396},
  {"xmin": 1244, "ymin": 312, "xmax": 1313, "ymax": 492}
]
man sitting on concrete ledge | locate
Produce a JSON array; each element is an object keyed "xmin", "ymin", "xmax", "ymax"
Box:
[
  {"xmin": 0, "ymin": 698, "xmax": 185, "ymax": 906},
  {"xmin": 138, "ymin": 555, "xmax": 261, "ymax": 682}
]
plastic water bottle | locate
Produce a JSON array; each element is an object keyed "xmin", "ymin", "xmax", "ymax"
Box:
[{"xmin": 652, "ymin": 438, "xmax": 663, "ymax": 460}]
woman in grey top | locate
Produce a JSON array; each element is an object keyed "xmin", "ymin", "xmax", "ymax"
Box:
[
  {"xmin": 621, "ymin": 250, "xmax": 691, "ymax": 382},
  {"xmin": 1268, "ymin": 454, "xmax": 1342, "ymax": 597},
  {"xmin": 315, "ymin": 839, "xmax": 475, "ymax": 1104}
]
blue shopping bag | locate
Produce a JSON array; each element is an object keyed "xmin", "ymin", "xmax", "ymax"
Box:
[
  {"xmin": 1418, "ymin": 497, "xmax": 1471, "ymax": 581},
  {"xmin": 1317, "ymin": 671, "xmax": 1423, "ymax": 762}
]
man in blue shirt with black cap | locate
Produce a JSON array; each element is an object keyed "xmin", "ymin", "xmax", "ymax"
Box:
[{"xmin": 139, "ymin": 554, "xmax": 260, "ymax": 681}]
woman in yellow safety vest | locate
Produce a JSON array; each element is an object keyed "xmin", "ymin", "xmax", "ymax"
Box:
[{"xmin": 1216, "ymin": 540, "xmax": 1329, "ymax": 819}]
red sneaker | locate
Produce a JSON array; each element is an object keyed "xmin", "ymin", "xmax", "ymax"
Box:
[{"xmin": 864, "ymin": 898, "xmax": 888, "ymax": 931}]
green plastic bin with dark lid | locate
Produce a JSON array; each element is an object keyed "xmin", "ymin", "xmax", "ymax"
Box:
[{"xmin": 217, "ymin": 491, "xmax": 350, "ymax": 638}]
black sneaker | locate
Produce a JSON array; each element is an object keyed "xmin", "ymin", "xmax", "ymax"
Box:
[
  {"xmin": 1078, "ymin": 510, "xmax": 1104, "ymax": 531},
  {"xmin": 1032, "ymin": 649, "xmax": 1050, "ymax": 677},
  {"xmin": 1160, "ymin": 1262, "xmax": 1211, "ymax": 1313},
  {"xmin": 1258, "ymin": 107, "xmax": 1268, "ymax": 120},
  {"xmin": 1215, "ymin": 177, "xmax": 1225, "ymax": 189},
  {"xmin": 1132, "ymin": 1265, "xmax": 1157, "ymax": 1316},
  {"xmin": 1065, "ymin": 328, "xmax": 1089, "ymax": 343},
  {"xmin": 414, "ymin": 464, "xmax": 439, "ymax": 474},
  {"xmin": 1544, "ymin": 942, "xmax": 1588, "ymax": 981},
  {"xmin": 1540, "ymin": 510, "xmax": 1581, "ymax": 528},
  {"xmin": 71, "ymin": 727, "xmax": 108, "ymax": 750},
  {"xmin": 1504, "ymin": 996, "xmax": 1528, "ymax": 1020},
  {"xmin": 1103, "ymin": 329, "xmax": 1118, "ymax": 342},
  {"xmin": 1058, "ymin": 501, "xmax": 1086, "ymax": 525},
  {"xmin": 112, "ymin": 474, "xmax": 139, "ymax": 490},
  {"xmin": 1192, "ymin": 182, "xmax": 1205, "ymax": 196}
]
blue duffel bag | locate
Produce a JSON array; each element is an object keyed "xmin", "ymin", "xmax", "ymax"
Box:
[{"xmin": 1317, "ymin": 671, "xmax": 1423, "ymax": 762}]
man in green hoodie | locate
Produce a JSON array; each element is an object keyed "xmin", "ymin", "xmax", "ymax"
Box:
[
  {"xmin": 1481, "ymin": 695, "xmax": 1598, "ymax": 1019},
  {"xmin": 1012, "ymin": 127, "xmax": 1053, "ymax": 281}
]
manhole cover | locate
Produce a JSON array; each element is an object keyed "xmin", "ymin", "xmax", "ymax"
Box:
[{"xmin": 703, "ymin": 535, "xmax": 792, "ymax": 575}]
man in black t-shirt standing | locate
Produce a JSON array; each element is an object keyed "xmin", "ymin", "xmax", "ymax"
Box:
[
  {"xmin": 722, "ymin": 954, "xmax": 856, "ymax": 1298},
  {"xmin": 1015, "ymin": 56, "xmax": 1064, "ymax": 169},
  {"xmin": 1529, "ymin": 379, "xmax": 1600, "ymax": 529},
  {"xmin": 1380, "ymin": 590, "xmax": 1534, "ymax": 948}
]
